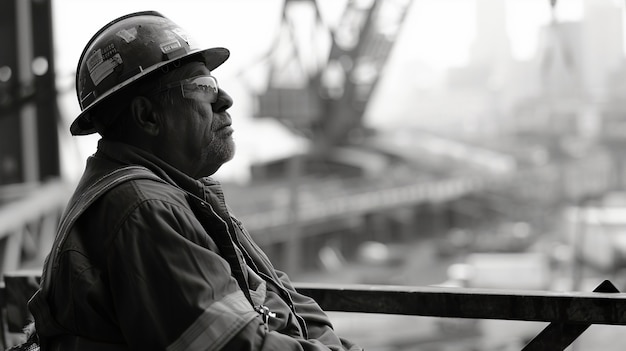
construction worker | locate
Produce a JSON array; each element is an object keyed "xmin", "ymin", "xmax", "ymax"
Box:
[{"xmin": 25, "ymin": 11, "xmax": 362, "ymax": 351}]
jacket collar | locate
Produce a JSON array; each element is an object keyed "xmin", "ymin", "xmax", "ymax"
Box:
[{"xmin": 92, "ymin": 138, "xmax": 209, "ymax": 199}]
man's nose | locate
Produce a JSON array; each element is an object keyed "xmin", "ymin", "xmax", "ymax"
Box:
[{"xmin": 212, "ymin": 89, "xmax": 233, "ymax": 113}]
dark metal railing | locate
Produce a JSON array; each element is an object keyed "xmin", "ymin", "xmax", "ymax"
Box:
[
  {"xmin": 293, "ymin": 280, "xmax": 624, "ymax": 351},
  {"xmin": 1, "ymin": 271, "xmax": 624, "ymax": 350}
]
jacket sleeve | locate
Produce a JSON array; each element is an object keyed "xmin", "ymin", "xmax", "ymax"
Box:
[
  {"xmin": 220, "ymin": 269, "xmax": 364, "ymax": 351},
  {"xmin": 275, "ymin": 270, "xmax": 364, "ymax": 351},
  {"xmin": 107, "ymin": 199, "xmax": 362, "ymax": 350}
]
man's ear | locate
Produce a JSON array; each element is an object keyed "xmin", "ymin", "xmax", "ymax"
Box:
[{"xmin": 130, "ymin": 96, "xmax": 161, "ymax": 136}]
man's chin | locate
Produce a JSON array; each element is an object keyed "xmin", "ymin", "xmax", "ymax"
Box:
[{"xmin": 204, "ymin": 147, "xmax": 235, "ymax": 176}]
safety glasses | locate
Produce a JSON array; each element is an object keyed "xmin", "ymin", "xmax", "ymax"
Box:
[{"xmin": 152, "ymin": 75, "xmax": 219, "ymax": 103}]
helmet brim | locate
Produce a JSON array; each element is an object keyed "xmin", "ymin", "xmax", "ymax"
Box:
[{"xmin": 70, "ymin": 47, "xmax": 229, "ymax": 136}]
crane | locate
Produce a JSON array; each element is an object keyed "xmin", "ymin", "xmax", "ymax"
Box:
[{"xmin": 254, "ymin": 0, "xmax": 414, "ymax": 171}]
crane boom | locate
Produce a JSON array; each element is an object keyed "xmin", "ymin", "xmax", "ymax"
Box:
[{"xmin": 256, "ymin": 0, "xmax": 414, "ymax": 156}]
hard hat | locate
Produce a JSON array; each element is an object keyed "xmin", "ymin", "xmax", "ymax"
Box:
[{"xmin": 71, "ymin": 11, "xmax": 229, "ymax": 135}]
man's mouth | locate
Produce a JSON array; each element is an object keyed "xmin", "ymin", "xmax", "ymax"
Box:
[{"xmin": 217, "ymin": 124, "xmax": 234, "ymax": 135}]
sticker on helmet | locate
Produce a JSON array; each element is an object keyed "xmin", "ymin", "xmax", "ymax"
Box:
[
  {"xmin": 171, "ymin": 28, "xmax": 187, "ymax": 41},
  {"xmin": 87, "ymin": 49, "xmax": 123, "ymax": 86},
  {"xmin": 172, "ymin": 27, "xmax": 198, "ymax": 50},
  {"xmin": 160, "ymin": 39, "xmax": 182, "ymax": 54},
  {"xmin": 162, "ymin": 29, "xmax": 176, "ymax": 40},
  {"xmin": 116, "ymin": 28, "xmax": 137, "ymax": 43},
  {"xmin": 86, "ymin": 49, "xmax": 104, "ymax": 72}
]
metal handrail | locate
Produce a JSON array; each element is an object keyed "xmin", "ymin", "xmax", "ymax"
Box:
[
  {"xmin": 293, "ymin": 280, "xmax": 624, "ymax": 350},
  {"xmin": 293, "ymin": 281, "xmax": 623, "ymax": 324},
  {"xmin": 0, "ymin": 272, "xmax": 623, "ymax": 351}
]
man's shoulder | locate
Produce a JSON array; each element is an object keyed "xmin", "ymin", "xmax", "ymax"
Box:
[
  {"xmin": 103, "ymin": 176, "xmax": 189, "ymax": 209},
  {"xmin": 73, "ymin": 161, "xmax": 195, "ymax": 223},
  {"xmin": 79, "ymin": 177, "xmax": 192, "ymax": 237}
]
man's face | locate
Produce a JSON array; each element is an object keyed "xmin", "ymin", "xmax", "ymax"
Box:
[{"xmin": 155, "ymin": 61, "xmax": 235, "ymax": 178}]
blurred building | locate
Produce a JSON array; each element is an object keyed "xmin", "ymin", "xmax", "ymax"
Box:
[{"xmin": 369, "ymin": 0, "xmax": 626, "ymax": 144}]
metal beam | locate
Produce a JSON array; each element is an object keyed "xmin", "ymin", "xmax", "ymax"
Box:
[
  {"xmin": 521, "ymin": 280, "xmax": 620, "ymax": 350},
  {"xmin": 16, "ymin": 0, "xmax": 39, "ymax": 183},
  {"xmin": 294, "ymin": 281, "xmax": 626, "ymax": 325}
]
